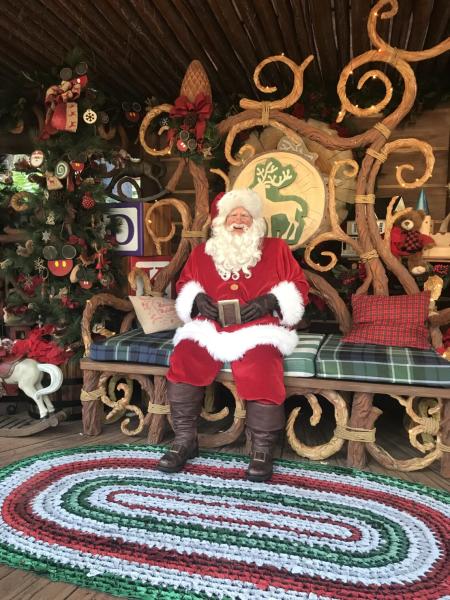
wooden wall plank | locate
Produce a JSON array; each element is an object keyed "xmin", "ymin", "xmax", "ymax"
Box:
[
  {"xmin": 389, "ymin": 0, "xmax": 413, "ymax": 52},
  {"xmin": 419, "ymin": 0, "xmax": 450, "ymax": 77}
]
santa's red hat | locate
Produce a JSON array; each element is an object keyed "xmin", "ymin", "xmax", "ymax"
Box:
[{"xmin": 210, "ymin": 189, "xmax": 263, "ymax": 222}]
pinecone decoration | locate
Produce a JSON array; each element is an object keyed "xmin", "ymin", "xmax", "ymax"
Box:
[{"xmin": 81, "ymin": 193, "xmax": 95, "ymax": 210}]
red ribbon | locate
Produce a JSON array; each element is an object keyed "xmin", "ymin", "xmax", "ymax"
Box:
[
  {"xmin": 41, "ymin": 75, "xmax": 88, "ymax": 139},
  {"xmin": 169, "ymin": 93, "xmax": 212, "ymax": 141}
]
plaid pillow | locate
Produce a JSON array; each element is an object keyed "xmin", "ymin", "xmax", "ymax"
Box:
[{"xmin": 343, "ymin": 292, "xmax": 431, "ymax": 349}]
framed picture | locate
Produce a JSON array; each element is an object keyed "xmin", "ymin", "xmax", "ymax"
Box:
[{"xmin": 107, "ymin": 202, "xmax": 145, "ymax": 256}]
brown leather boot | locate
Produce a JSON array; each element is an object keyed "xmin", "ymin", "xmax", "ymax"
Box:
[
  {"xmin": 157, "ymin": 382, "xmax": 204, "ymax": 473},
  {"xmin": 246, "ymin": 401, "xmax": 285, "ymax": 482}
]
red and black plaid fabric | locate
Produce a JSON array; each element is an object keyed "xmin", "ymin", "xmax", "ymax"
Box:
[
  {"xmin": 343, "ymin": 291, "xmax": 431, "ymax": 349},
  {"xmin": 400, "ymin": 230, "xmax": 423, "ymax": 253}
]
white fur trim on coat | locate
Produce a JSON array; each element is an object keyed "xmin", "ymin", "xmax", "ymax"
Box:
[
  {"xmin": 217, "ymin": 188, "xmax": 262, "ymax": 220},
  {"xmin": 175, "ymin": 281, "xmax": 205, "ymax": 323},
  {"xmin": 270, "ymin": 281, "xmax": 305, "ymax": 326},
  {"xmin": 173, "ymin": 319, "xmax": 299, "ymax": 362}
]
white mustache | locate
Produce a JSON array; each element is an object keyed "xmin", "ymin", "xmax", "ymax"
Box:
[{"xmin": 227, "ymin": 223, "xmax": 249, "ymax": 232}]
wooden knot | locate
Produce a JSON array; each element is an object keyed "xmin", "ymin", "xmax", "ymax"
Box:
[
  {"xmin": 360, "ymin": 249, "xmax": 379, "ymax": 263},
  {"xmin": 235, "ymin": 407, "xmax": 247, "ymax": 420},
  {"xmin": 374, "ymin": 122, "xmax": 391, "ymax": 139},
  {"xmin": 334, "ymin": 424, "xmax": 376, "ymax": 442},
  {"xmin": 354, "ymin": 194, "xmax": 375, "ymax": 204},
  {"xmin": 148, "ymin": 403, "xmax": 171, "ymax": 414},
  {"xmin": 261, "ymin": 102, "xmax": 271, "ymax": 126},
  {"xmin": 421, "ymin": 418, "xmax": 439, "ymax": 436},
  {"xmin": 367, "ymin": 148, "xmax": 388, "ymax": 163},
  {"xmin": 80, "ymin": 388, "xmax": 103, "ymax": 402}
]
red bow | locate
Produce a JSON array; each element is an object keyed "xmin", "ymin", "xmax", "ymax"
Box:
[
  {"xmin": 169, "ymin": 93, "xmax": 212, "ymax": 141},
  {"xmin": 41, "ymin": 75, "xmax": 88, "ymax": 139},
  {"xmin": 12, "ymin": 325, "xmax": 71, "ymax": 365}
]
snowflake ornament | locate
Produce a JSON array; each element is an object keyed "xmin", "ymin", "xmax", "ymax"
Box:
[{"xmin": 42, "ymin": 230, "xmax": 51, "ymax": 242}]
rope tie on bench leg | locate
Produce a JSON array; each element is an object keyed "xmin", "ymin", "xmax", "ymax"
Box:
[
  {"xmin": 437, "ymin": 440, "xmax": 450, "ymax": 453},
  {"xmin": 148, "ymin": 403, "xmax": 171, "ymax": 414},
  {"xmin": 373, "ymin": 122, "xmax": 392, "ymax": 139},
  {"xmin": 80, "ymin": 388, "xmax": 103, "ymax": 402},
  {"xmin": 354, "ymin": 193, "xmax": 376, "ymax": 205},
  {"xmin": 334, "ymin": 424, "xmax": 376, "ymax": 443},
  {"xmin": 234, "ymin": 407, "xmax": 247, "ymax": 419}
]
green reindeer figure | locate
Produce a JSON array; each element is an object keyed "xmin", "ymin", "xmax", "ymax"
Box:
[{"xmin": 249, "ymin": 158, "xmax": 308, "ymax": 245}]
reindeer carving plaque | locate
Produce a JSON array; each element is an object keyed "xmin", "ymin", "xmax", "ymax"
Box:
[{"xmin": 233, "ymin": 151, "xmax": 326, "ymax": 250}]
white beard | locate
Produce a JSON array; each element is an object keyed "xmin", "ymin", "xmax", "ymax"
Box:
[{"xmin": 205, "ymin": 217, "xmax": 266, "ymax": 280}]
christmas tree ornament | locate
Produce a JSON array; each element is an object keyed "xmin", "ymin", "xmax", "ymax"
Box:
[
  {"xmin": 55, "ymin": 161, "xmax": 70, "ymax": 179},
  {"xmin": 59, "ymin": 67, "xmax": 73, "ymax": 81},
  {"xmin": 69, "ymin": 160, "xmax": 85, "ymax": 187},
  {"xmin": 176, "ymin": 138, "xmax": 188, "ymax": 152},
  {"xmin": 45, "ymin": 172, "xmax": 63, "ymax": 190},
  {"xmin": 74, "ymin": 62, "xmax": 88, "ymax": 75},
  {"xmin": 83, "ymin": 109, "xmax": 97, "ymax": 124},
  {"xmin": 81, "ymin": 192, "xmax": 95, "ymax": 209},
  {"xmin": 99, "ymin": 111, "xmax": 109, "ymax": 124},
  {"xmin": 30, "ymin": 150, "xmax": 45, "ymax": 168},
  {"xmin": 61, "ymin": 244, "xmax": 77, "ymax": 259},
  {"xmin": 46, "ymin": 211, "xmax": 56, "ymax": 225},
  {"xmin": 41, "ymin": 230, "xmax": 51, "ymax": 243},
  {"xmin": 79, "ymin": 279, "xmax": 93, "ymax": 289},
  {"xmin": 187, "ymin": 138, "xmax": 197, "ymax": 151},
  {"xmin": 42, "ymin": 246, "xmax": 58, "ymax": 260},
  {"xmin": 9, "ymin": 191, "xmax": 32, "ymax": 212},
  {"xmin": 122, "ymin": 101, "xmax": 141, "ymax": 123},
  {"xmin": 47, "ymin": 259, "xmax": 73, "ymax": 276},
  {"xmin": 179, "ymin": 130, "xmax": 190, "ymax": 142}
]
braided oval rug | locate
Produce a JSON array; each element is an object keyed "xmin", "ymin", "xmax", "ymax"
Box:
[{"xmin": 0, "ymin": 444, "xmax": 448, "ymax": 600}]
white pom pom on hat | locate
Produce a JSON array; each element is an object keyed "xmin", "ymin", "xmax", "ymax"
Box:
[{"xmin": 210, "ymin": 188, "xmax": 263, "ymax": 221}]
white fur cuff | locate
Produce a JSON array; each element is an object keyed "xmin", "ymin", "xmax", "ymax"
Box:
[
  {"xmin": 173, "ymin": 319, "xmax": 299, "ymax": 362},
  {"xmin": 270, "ymin": 281, "xmax": 305, "ymax": 327},
  {"xmin": 175, "ymin": 281, "xmax": 205, "ymax": 323}
]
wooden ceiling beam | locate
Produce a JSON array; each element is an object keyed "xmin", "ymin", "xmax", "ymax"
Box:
[
  {"xmin": 408, "ymin": 0, "xmax": 434, "ymax": 51},
  {"xmin": 351, "ymin": 0, "xmax": 371, "ymax": 58},
  {"xmin": 233, "ymin": 0, "xmax": 285, "ymax": 93},
  {"xmin": 93, "ymin": 0, "xmax": 184, "ymax": 98},
  {"xmin": 271, "ymin": 0, "xmax": 302, "ymax": 62},
  {"xmin": 203, "ymin": 0, "xmax": 262, "ymax": 93},
  {"xmin": 145, "ymin": 0, "xmax": 229, "ymax": 97},
  {"xmin": 308, "ymin": 0, "xmax": 339, "ymax": 84},
  {"xmin": 37, "ymin": 0, "xmax": 148, "ymax": 98},
  {"xmin": 173, "ymin": 0, "xmax": 253, "ymax": 95},
  {"xmin": 334, "ymin": 0, "xmax": 350, "ymax": 70},
  {"xmin": 289, "ymin": 0, "xmax": 321, "ymax": 83}
]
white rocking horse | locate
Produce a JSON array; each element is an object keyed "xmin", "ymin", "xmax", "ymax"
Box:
[{"xmin": 3, "ymin": 358, "xmax": 63, "ymax": 419}]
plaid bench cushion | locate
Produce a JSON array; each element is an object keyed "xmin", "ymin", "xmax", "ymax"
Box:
[
  {"xmin": 89, "ymin": 328, "xmax": 325, "ymax": 377},
  {"xmin": 316, "ymin": 334, "xmax": 450, "ymax": 387}
]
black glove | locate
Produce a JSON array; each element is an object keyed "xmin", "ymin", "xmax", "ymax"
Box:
[
  {"xmin": 194, "ymin": 293, "xmax": 219, "ymax": 321},
  {"xmin": 240, "ymin": 294, "xmax": 279, "ymax": 323}
]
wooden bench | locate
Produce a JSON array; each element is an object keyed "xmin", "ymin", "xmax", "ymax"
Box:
[{"xmin": 80, "ymin": 6, "xmax": 450, "ymax": 478}]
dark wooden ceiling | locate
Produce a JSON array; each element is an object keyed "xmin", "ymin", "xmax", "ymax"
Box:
[{"xmin": 0, "ymin": 0, "xmax": 449, "ymax": 103}]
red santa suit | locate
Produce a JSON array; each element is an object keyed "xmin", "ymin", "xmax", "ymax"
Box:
[{"xmin": 167, "ymin": 237, "xmax": 309, "ymax": 404}]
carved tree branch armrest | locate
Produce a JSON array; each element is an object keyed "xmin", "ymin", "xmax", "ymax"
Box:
[{"xmin": 82, "ymin": 293, "xmax": 134, "ymax": 356}]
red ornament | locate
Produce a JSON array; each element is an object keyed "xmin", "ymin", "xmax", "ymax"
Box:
[
  {"xmin": 79, "ymin": 279, "xmax": 93, "ymax": 289},
  {"xmin": 48, "ymin": 259, "xmax": 74, "ymax": 276},
  {"xmin": 82, "ymin": 193, "xmax": 95, "ymax": 209}
]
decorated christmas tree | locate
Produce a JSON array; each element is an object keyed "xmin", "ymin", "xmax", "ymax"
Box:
[{"xmin": 0, "ymin": 52, "xmax": 125, "ymax": 354}]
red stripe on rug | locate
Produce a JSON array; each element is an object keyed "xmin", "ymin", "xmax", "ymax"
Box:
[{"xmin": 2, "ymin": 456, "xmax": 448, "ymax": 599}]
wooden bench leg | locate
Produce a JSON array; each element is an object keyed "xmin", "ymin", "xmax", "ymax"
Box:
[
  {"xmin": 147, "ymin": 375, "xmax": 168, "ymax": 444},
  {"xmin": 440, "ymin": 400, "xmax": 450, "ymax": 478},
  {"xmin": 347, "ymin": 392, "xmax": 380, "ymax": 469},
  {"xmin": 81, "ymin": 370, "xmax": 102, "ymax": 436}
]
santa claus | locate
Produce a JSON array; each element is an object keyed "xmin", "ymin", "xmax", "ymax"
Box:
[{"xmin": 157, "ymin": 188, "xmax": 309, "ymax": 481}]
